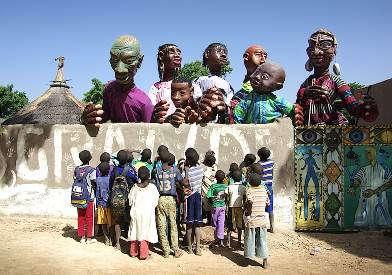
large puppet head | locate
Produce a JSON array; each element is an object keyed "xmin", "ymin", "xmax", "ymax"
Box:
[
  {"xmin": 157, "ymin": 44, "xmax": 182, "ymax": 81},
  {"xmin": 109, "ymin": 35, "xmax": 144, "ymax": 86},
  {"xmin": 305, "ymin": 28, "xmax": 338, "ymax": 72},
  {"xmin": 203, "ymin": 43, "xmax": 228, "ymax": 76},
  {"xmin": 250, "ymin": 62, "xmax": 285, "ymax": 93},
  {"xmin": 243, "ymin": 45, "xmax": 267, "ymax": 76}
]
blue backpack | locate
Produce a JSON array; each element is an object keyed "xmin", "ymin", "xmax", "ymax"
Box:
[
  {"xmin": 96, "ymin": 175, "xmax": 110, "ymax": 208},
  {"xmin": 71, "ymin": 166, "xmax": 94, "ymax": 209}
]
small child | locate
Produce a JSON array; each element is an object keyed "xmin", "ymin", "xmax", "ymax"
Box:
[
  {"xmin": 227, "ymin": 162, "xmax": 239, "ymax": 184},
  {"xmin": 74, "ymin": 150, "xmax": 96, "ymax": 244},
  {"xmin": 234, "ymin": 62, "xmax": 294, "ymax": 124},
  {"xmin": 258, "ymin": 147, "xmax": 275, "ymax": 233},
  {"xmin": 244, "ymin": 173, "xmax": 270, "ymax": 268},
  {"xmin": 95, "ymin": 161, "xmax": 113, "ymax": 246},
  {"xmin": 152, "ymin": 149, "xmax": 184, "ymax": 258},
  {"xmin": 207, "ymin": 170, "xmax": 227, "ymax": 247},
  {"xmin": 225, "ymin": 169, "xmax": 246, "ymax": 248},
  {"xmin": 96, "ymin": 152, "xmax": 113, "ymax": 176},
  {"xmin": 184, "ymin": 148, "xmax": 204, "ymax": 255},
  {"xmin": 167, "ymin": 78, "xmax": 199, "ymax": 126},
  {"xmin": 110, "ymin": 149, "xmax": 138, "ymax": 250},
  {"xmin": 133, "ymin": 148, "xmax": 153, "ymax": 172},
  {"xmin": 128, "ymin": 166, "xmax": 160, "ymax": 260},
  {"xmin": 201, "ymin": 151, "xmax": 217, "ymax": 225},
  {"xmin": 240, "ymin": 154, "xmax": 256, "ymax": 179}
]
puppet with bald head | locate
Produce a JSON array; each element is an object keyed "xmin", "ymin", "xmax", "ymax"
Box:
[
  {"xmin": 231, "ymin": 45, "xmax": 267, "ymax": 109},
  {"xmin": 234, "ymin": 61, "xmax": 295, "ymax": 124}
]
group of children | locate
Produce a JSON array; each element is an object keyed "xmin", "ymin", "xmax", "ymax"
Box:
[{"xmin": 71, "ymin": 145, "xmax": 275, "ymax": 268}]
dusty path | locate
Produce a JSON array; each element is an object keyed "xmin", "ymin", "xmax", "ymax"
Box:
[{"xmin": 0, "ymin": 215, "xmax": 391, "ymax": 274}]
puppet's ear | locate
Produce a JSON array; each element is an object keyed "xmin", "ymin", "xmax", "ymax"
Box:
[
  {"xmin": 243, "ymin": 52, "xmax": 249, "ymax": 61},
  {"xmin": 275, "ymin": 83, "xmax": 284, "ymax": 91}
]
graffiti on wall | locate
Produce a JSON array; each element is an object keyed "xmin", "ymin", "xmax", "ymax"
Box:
[
  {"xmin": 295, "ymin": 126, "xmax": 392, "ymax": 231},
  {"xmin": 0, "ymin": 120, "xmax": 294, "ymax": 194}
]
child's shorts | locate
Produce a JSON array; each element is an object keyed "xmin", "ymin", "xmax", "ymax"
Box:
[
  {"xmin": 97, "ymin": 206, "xmax": 113, "ymax": 227},
  {"xmin": 231, "ymin": 207, "xmax": 243, "ymax": 230},
  {"xmin": 186, "ymin": 192, "xmax": 202, "ymax": 226}
]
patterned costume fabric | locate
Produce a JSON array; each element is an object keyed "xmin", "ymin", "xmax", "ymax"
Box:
[
  {"xmin": 295, "ymin": 126, "xmax": 392, "ymax": 231},
  {"xmin": 156, "ymin": 196, "xmax": 179, "ymax": 255},
  {"xmin": 296, "ymin": 73, "xmax": 360, "ymax": 125},
  {"xmin": 230, "ymin": 81, "xmax": 253, "ymax": 109},
  {"xmin": 234, "ymin": 92, "xmax": 294, "ymax": 124}
]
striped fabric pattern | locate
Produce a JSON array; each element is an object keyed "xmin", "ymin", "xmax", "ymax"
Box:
[
  {"xmin": 188, "ymin": 165, "xmax": 204, "ymax": 194},
  {"xmin": 246, "ymin": 185, "xmax": 269, "ymax": 228},
  {"xmin": 259, "ymin": 159, "xmax": 274, "ymax": 185}
]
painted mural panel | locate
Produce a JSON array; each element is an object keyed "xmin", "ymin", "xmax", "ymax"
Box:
[{"xmin": 295, "ymin": 126, "xmax": 392, "ymax": 231}]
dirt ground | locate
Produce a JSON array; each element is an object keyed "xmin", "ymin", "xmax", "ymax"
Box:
[{"xmin": 0, "ymin": 215, "xmax": 391, "ymax": 274}]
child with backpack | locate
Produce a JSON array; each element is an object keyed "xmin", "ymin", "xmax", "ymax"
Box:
[
  {"xmin": 71, "ymin": 150, "xmax": 97, "ymax": 244},
  {"xmin": 95, "ymin": 161, "xmax": 113, "ymax": 246},
  {"xmin": 110, "ymin": 149, "xmax": 138, "ymax": 250},
  {"xmin": 128, "ymin": 166, "xmax": 160, "ymax": 260}
]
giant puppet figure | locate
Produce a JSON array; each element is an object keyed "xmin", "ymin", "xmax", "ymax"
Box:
[
  {"xmin": 150, "ymin": 44, "xmax": 182, "ymax": 123},
  {"xmin": 194, "ymin": 43, "xmax": 234, "ymax": 123},
  {"xmin": 81, "ymin": 35, "xmax": 153, "ymax": 126},
  {"xmin": 295, "ymin": 29, "xmax": 378, "ymax": 126},
  {"xmin": 231, "ymin": 45, "xmax": 268, "ymax": 109}
]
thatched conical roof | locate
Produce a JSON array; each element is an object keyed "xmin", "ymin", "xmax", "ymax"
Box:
[{"xmin": 2, "ymin": 57, "xmax": 84, "ymax": 125}]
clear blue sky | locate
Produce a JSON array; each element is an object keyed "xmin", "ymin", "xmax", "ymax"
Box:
[{"xmin": 0, "ymin": 0, "xmax": 391, "ymax": 103}]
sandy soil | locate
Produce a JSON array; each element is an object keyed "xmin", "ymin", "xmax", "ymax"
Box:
[{"xmin": 0, "ymin": 215, "xmax": 391, "ymax": 275}]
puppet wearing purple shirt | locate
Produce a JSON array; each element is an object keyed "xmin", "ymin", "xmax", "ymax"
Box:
[{"xmin": 81, "ymin": 35, "xmax": 153, "ymax": 126}]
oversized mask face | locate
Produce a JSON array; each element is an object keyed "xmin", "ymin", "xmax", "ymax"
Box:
[
  {"xmin": 306, "ymin": 32, "xmax": 336, "ymax": 70},
  {"xmin": 250, "ymin": 63, "xmax": 285, "ymax": 92},
  {"xmin": 109, "ymin": 35, "xmax": 143, "ymax": 85}
]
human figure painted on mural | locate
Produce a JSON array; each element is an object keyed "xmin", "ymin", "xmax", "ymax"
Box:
[
  {"xmin": 149, "ymin": 44, "xmax": 182, "ymax": 123},
  {"xmin": 233, "ymin": 62, "xmax": 295, "ymax": 124},
  {"xmin": 194, "ymin": 43, "xmax": 234, "ymax": 123},
  {"xmin": 166, "ymin": 78, "xmax": 200, "ymax": 127},
  {"xmin": 301, "ymin": 149, "xmax": 320, "ymax": 221},
  {"xmin": 81, "ymin": 35, "xmax": 153, "ymax": 126},
  {"xmin": 295, "ymin": 29, "xmax": 378, "ymax": 126},
  {"xmin": 350, "ymin": 147, "xmax": 392, "ymax": 227},
  {"xmin": 230, "ymin": 45, "xmax": 267, "ymax": 109}
]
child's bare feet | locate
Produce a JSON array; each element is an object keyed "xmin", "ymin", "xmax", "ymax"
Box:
[
  {"xmin": 115, "ymin": 242, "xmax": 121, "ymax": 250},
  {"xmin": 195, "ymin": 248, "xmax": 202, "ymax": 256},
  {"xmin": 174, "ymin": 249, "xmax": 183, "ymax": 258},
  {"xmin": 187, "ymin": 247, "xmax": 193, "ymax": 254},
  {"xmin": 79, "ymin": 237, "xmax": 86, "ymax": 244},
  {"xmin": 262, "ymin": 259, "xmax": 268, "ymax": 269}
]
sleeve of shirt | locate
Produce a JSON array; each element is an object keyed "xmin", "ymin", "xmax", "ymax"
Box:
[
  {"xmin": 233, "ymin": 98, "xmax": 248, "ymax": 124},
  {"xmin": 102, "ymin": 84, "xmax": 111, "ymax": 123},
  {"xmin": 333, "ymin": 75, "xmax": 361, "ymax": 115},
  {"xmin": 148, "ymin": 84, "xmax": 159, "ymax": 106},
  {"xmin": 207, "ymin": 185, "xmax": 214, "ymax": 199},
  {"xmin": 175, "ymin": 168, "xmax": 184, "ymax": 182},
  {"xmin": 275, "ymin": 95, "xmax": 294, "ymax": 116},
  {"xmin": 142, "ymin": 97, "xmax": 154, "ymax": 123}
]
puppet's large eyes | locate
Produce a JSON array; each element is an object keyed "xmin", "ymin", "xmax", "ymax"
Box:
[{"xmin": 296, "ymin": 128, "xmax": 323, "ymax": 144}]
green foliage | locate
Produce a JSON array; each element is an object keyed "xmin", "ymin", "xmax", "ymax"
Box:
[
  {"xmin": 83, "ymin": 78, "xmax": 105, "ymax": 104},
  {"xmin": 0, "ymin": 84, "xmax": 29, "ymax": 119},
  {"xmin": 177, "ymin": 61, "xmax": 233, "ymax": 82},
  {"xmin": 349, "ymin": 82, "xmax": 365, "ymax": 91}
]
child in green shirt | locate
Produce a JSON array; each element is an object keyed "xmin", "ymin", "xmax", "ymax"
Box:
[{"xmin": 207, "ymin": 170, "xmax": 227, "ymax": 247}]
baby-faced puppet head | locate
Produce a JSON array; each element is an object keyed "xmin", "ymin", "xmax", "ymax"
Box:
[
  {"xmin": 250, "ymin": 62, "xmax": 286, "ymax": 93},
  {"xmin": 243, "ymin": 45, "xmax": 268, "ymax": 76}
]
